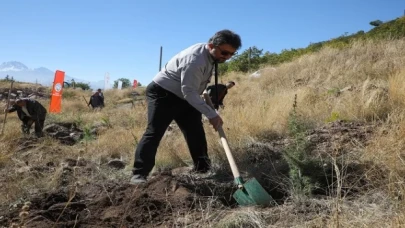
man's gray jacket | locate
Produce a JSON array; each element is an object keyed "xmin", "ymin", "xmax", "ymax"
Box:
[{"xmin": 153, "ymin": 43, "xmax": 218, "ymax": 119}]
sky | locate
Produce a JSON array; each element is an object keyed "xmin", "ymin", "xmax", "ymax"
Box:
[{"xmin": 0, "ymin": 0, "xmax": 404, "ymax": 86}]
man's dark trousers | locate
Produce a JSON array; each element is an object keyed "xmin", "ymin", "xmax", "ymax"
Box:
[
  {"xmin": 133, "ymin": 81, "xmax": 210, "ymax": 176},
  {"xmin": 21, "ymin": 117, "xmax": 45, "ymax": 136}
]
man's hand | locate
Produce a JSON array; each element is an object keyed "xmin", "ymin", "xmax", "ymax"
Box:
[{"xmin": 209, "ymin": 115, "xmax": 223, "ymax": 131}]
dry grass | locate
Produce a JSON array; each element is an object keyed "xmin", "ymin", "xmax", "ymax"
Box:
[
  {"xmin": 217, "ymin": 40, "xmax": 405, "ymax": 134},
  {"xmin": 0, "ymin": 80, "xmax": 41, "ymax": 89},
  {"xmin": 205, "ymin": 38, "xmax": 405, "ymax": 226},
  {"xmin": 214, "ymin": 195, "xmax": 402, "ymax": 228},
  {"xmin": 1, "ymin": 38, "xmax": 405, "ymax": 226}
]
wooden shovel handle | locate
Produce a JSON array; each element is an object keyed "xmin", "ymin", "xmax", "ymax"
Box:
[{"xmin": 203, "ymin": 93, "xmax": 241, "ymax": 179}]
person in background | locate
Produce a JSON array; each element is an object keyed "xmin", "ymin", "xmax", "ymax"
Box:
[
  {"xmin": 206, "ymin": 81, "xmax": 235, "ymax": 110},
  {"xmin": 130, "ymin": 29, "xmax": 242, "ymax": 184},
  {"xmin": 88, "ymin": 90, "xmax": 104, "ymax": 110},
  {"xmin": 5, "ymin": 98, "xmax": 47, "ymax": 137}
]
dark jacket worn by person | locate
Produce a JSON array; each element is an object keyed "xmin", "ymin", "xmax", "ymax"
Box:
[
  {"xmin": 88, "ymin": 92, "xmax": 104, "ymax": 108},
  {"xmin": 8, "ymin": 98, "xmax": 47, "ymax": 135},
  {"xmin": 9, "ymin": 98, "xmax": 47, "ymax": 121},
  {"xmin": 206, "ymin": 84, "xmax": 228, "ymax": 109}
]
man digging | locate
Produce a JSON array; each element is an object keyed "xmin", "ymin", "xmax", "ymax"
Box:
[{"xmin": 130, "ymin": 29, "xmax": 242, "ymax": 184}]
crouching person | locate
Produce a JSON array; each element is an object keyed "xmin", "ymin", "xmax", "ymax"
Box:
[
  {"xmin": 88, "ymin": 90, "xmax": 104, "ymax": 111},
  {"xmin": 5, "ymin": 98, "xmax": 47, "ymax": 137}
]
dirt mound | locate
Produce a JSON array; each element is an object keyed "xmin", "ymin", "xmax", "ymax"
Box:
[
  {"xmin": 238, "ymin": 120, "xmax": 377, "ymax": 199},
  {"xmin": 0, "ymin": 173, "xmax": 229, "ymax": 228},
  {"xmin": 307, "ymin": 120, "xmax": 374, "ymax": 156},
  {"xmin": 43, "ymin": 122, "xmax": 84, "ymax": 145},
  {"xmin": 13, "ymin": 122, "xmax": 105, "ymax": 146},
  {"xmin": 0, "ymin": 120, "xmax": 380, "ymax": 227}
]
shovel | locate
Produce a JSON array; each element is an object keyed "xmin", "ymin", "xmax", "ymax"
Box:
[
  {"xmin": 82, "ymin": 96, "xmax": 91, "ymax": 109},
  {"xmin": 203, "ymin": 93, "xmax": 273, "ymax": 206}
]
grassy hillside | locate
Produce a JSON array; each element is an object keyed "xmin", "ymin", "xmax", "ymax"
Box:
[
  {"xmin": 215, "ymin": 39, "xmax": 405, "ymax": 226},
  {"xmin": 1, "ymin": 18, "xmax": 405, "ymax": 227},
  {"xmin": 220, "ymin": 16, "xmax": 405, "ymax": 75}
]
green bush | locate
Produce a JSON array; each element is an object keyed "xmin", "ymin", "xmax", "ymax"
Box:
[
  {"xmin": 75, "ymin": 82, "xmax": 90, "ymax": 90},
  {"xmin": 283, "ymin": 95, "xmax": 322, "ymax": 201},
  {"xmin": 113, "ymin": 78, "xmax": 131, "ymax": 88}
]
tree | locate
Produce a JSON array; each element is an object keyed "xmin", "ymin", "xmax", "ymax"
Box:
[
  {"xmin": 226, "ymin": 46, "xmax": 266, "ymax": 73},
  {"xmin": 75, "ymin": 82, "xmax": 91, "ymax": 90},
  {"xmin": 114, "ymin": 78, "xmax": 131, "ymax": 88},
  {"xmin": 370, "ymin": 20, "xmax": 383, "ymax": 27},
  {"xmin": 3, "ymin": 75, "xmax": 13, "ymax": 81}
]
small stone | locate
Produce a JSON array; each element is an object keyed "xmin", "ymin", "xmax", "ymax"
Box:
[{"xmin": 107, "ymin": 159, "xmax": 125, "ymax": 169}]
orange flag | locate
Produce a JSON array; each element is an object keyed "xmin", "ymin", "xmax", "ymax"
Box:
[{"xmin": 49, "ymin": 70, "xmax": 65, "ymax": 113}]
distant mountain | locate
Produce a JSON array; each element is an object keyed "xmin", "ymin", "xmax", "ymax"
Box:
[
  {"xmin": 0, "ymin": 61, "xmax": 29, "ymax": 71},
  {"xmin": 0, "ymin": 61, "xmax": 102, "ymax": 89},
  {"xmin": 32, "ymin": 67, "xmax": 54, "ymax": 75}
]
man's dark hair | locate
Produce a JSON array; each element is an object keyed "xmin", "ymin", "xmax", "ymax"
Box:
[{"xmin": 208, "ymin": 30, "xmax": 242, "ymax": 50}]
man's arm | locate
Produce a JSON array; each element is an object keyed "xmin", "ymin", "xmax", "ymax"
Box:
[
  {"xmin": 100, "ymin": 96, "xmax": 105, "ymax": 106},
  {"xmin": 5, "ymin": 104, "xmax": 18, "ymax": 113},
  {"xmin": 181, "ymin": 63, "xmax": 217, "ymax": 119},
  {"xmin": 98, "ymin": 96, "xmax": 104, "ymax": 107}
]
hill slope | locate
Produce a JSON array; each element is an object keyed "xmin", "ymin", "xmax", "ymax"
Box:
[{"xmin": 0, "ymin": 18, "xmax": 405, "ymax": 227}]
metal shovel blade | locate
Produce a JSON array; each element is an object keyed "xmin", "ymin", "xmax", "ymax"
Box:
[
  {"xmin": 201, "ymin": 93, "xmax": 273, "ymax": 206},
  {"xmin": 233, "ymin": 177, "xmax": 273, "ymax": 206}
]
